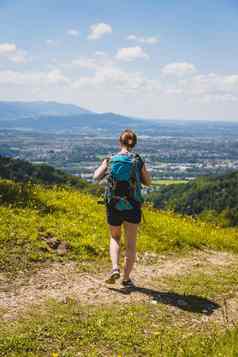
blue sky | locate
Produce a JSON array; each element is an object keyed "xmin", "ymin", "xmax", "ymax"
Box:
[{"xmin": 0, "ymin": 0, "xmax": 238, "ymax": 120}]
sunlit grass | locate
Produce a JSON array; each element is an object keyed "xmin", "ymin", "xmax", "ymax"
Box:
[
  {"xmin": 0, "ymin": 299, "xmax": 238, "ymax": 357},
  {"xmin": 1, "ymin": 179, "xmax": 238, "ymax": 356},
  {"xmin": 152, "ymin": 179, "xmax": 188, "ymax": 185},
  {"xmin": 0, "ymin": 179, "xmax": 238, "ymax": 276}
]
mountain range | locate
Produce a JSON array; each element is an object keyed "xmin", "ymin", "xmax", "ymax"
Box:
[
  {"xmin": 0, "ymin": 100, "xmax": 238, "ymax": 136},
  {"xmin": 0, "ymin": 101, "xmax": 91, "ymax": 120}
]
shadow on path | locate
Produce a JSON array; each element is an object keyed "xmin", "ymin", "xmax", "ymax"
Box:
[{"xmin": 108, "ymin": 285, "xmax": 220, "ymax": 315}]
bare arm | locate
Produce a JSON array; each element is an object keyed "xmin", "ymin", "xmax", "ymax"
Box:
[
  {"xmin": 141, "ymin": 163, "xmax": 152, "ymax": 186},
  {"xmin": 93, "ymin": 159, "xmax": 108, "ymax": 181}
]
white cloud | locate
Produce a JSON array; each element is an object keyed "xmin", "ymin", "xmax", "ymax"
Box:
[
  {"xmin": 0, "ymin": 43, "xmax": 17, "ymax": 55},
  {"xmin": 115, "ymin": 46, "xmax": 149, "ymax": 62},
  {"xmin": 127, "ymin": 35, "xmax": 137, "ymax": 41},
  {"xmin": 1, "ymin": 51, "xmax": 237, "ymax": 120},
  {"xmin": 0, "ymin": 42, "xmax": 28, "ymax": 63},
  {"xmin": 95, "ymin": 51, "xmax": 107, "ymax": 57},
  {"xmin": 67, "ymin": 29, "xmax": 79, "ymax": 37},
  {"xmin": 160, "ymin": 68, "xmax": 238, "ymax": 104},
  {"xmin": 127, "ymin": 34, "xmax": 160, "ymax": 44},
  {"xmin": 74, "ymin": 68, "xmax": 158, "ymax": 94},
  {"xmin": 46, "ymin": 39, "xmax": 59, "ymax": 46},
  {"xmin": 0, "ymin": 68, "xmax": 69, "ymax": 85},
  {"xmin": 162, "ymin": 62, "xmax": 197, "ymax": 77},
  {"xmin": 178, "ymin": 73, "xmax": 238, "ymax": 98},
  {"xmin": 142, "ymin": 37, "xmax": 160, "ymax": 44},
  {"xmin": 71, "ymin": 55, "xmax": 159, "ymax": 96},
  {"xmin": 46, "ymin": 69, "xmax": 69, "ymax": 84},
  {"xmin": 88, "ymin": 22, "xmax": 112, "ymax": 40},
  {"xmin": 72, "ymin": 57, "xmax": 100, "ymax": 70},
  {"xmin": 71, "ymin": 53, "xmax": 113, "ymax": 71},
  {"xmin": 10, "ymin": 50, "xmax": 28, "ymax": 64}
]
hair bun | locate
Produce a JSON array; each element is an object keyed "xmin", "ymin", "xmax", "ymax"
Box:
[{"xmin": 119, "ymin": 128, "xmax": 137, "ymax": 149}]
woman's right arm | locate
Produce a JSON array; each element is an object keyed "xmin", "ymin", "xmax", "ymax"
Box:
[
  {"xmin": 93, "ymin": 158, "xmax": 108, "ymax": 181},
  {"xmin": 141, "ymin": 163, "xmax": 152, "ymax": 186}
]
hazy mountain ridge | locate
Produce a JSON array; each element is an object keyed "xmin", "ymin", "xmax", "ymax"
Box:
[
  {"xmin": 0, "ymin": 101, "xmax": 238, "ymax": 136},
  {"xmin": 0, "ymin": 101, "xmax": 92, "ymax": 120}
]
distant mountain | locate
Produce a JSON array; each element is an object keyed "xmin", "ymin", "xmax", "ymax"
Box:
[
  {"xmin": 0, "ymin": 100, "xmax": 238, "ymax": 137},
  {"xmin": 0, "ymin": 111, "xmax": 159, "ymax": 133},
  {"xmin": 148, "ymin": 170, "xmax": 238, "ymax": 227},
  {"xmin": 0, "ymin": 101, "xmax": 92, "ymax": 120}
]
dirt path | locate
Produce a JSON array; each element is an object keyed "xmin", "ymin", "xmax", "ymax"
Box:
[{"xmin": 0, "ymin": 249, "xmax": 238, "ymax": 324}]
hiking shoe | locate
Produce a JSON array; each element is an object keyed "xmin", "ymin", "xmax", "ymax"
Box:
[
  {"xmin": 105, "ymin": 268, "xmax": 120, "ymax": 284},
  {"xmin": 121, "ymin": 278, "xmax": 135, "ymax": 288}
]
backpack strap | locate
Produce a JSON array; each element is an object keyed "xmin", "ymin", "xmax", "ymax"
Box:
[
  {"xmin": 130, "ymin": 152, "xmax": 143, "ymax": 182},
  {"xmin": 99, "ymin": 154, "xmax": 113, "ymax": 180},
  {"xmin": 125, "ymin": 153, "xmax": 143, "ymax": 209}
]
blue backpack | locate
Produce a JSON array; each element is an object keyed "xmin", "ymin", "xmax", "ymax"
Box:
[{"xmin": 104, "ymin": 152, "xmax": 144, "ymax": 210}]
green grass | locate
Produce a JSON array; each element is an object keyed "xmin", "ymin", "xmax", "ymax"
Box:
[
  {"xmin": 157, "ymin": 263, "xmax": 238, "ymax": 301},
  {"xmin": 0, "ymin": 299, "xmax": 238, "ymax": 357},
  {"xmin": 1, "ymin": 263, "xmax": 238, "ymax": 356},
  {"xmin": 152, "ymin": 179, "xmax": 188, "ymax": 186},
  {"xmin": 1, "ymin": 179, "xmax": 238, "ymax": 356},
  {"xmin": 1, "ymin": 179, "xmax": 238, "ymax": 276}
]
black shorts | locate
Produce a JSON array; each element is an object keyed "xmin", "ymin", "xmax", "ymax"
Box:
[{"xmin": 106, "ymin": 205, "xmax": 142, "ymax": 226}]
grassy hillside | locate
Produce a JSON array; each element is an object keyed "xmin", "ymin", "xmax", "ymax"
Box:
[
  {"xmin": 0, "ymin": 155, "xmax": 99, "ymax": 194},
  {"xmin": 1, "ymin": 179, "xmax": 238, "ymax": 356},
  {"xmin": 148, "ymin": 171, "xmax": 238, "ymax": 227},
  {"xmin": 1, "ymin": 179, "xmax": 238, "ymax": 276}
]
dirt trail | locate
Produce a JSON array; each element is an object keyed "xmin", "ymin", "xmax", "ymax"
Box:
[{"xmin": 0, "ymin": 250, "xmax": 237, "ymax": 323}]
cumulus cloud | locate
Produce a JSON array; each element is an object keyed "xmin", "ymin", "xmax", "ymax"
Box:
[
  {"xmin": 88, "ymin": 23, "xmax": 112, "ymax": 40},
  {"xmin": 127, "ymin": 35, "xmax": 137, "ymax": 41},
  {"xmin": 160, "ymin": 66, "xmax": 238, "ymax": 103},
  {"xmin": 178, "ymin": 73, "xmax": 238, "ymax": 99},
  {"xmin": 10, "ymin": 50, "xmax": 28, "ymax": 64},
  {"xmin": 70, "ymin": 55, "xmax": 159, "ymax": 94},
  {"xmin": 162, "ymin": 62, "xmax": 197, "ymax": 77},
  {"xmin": 67, "ymin": 29, "xmax": 79, "ymax": 37},
  {"xmin": 95, "ymin": 51, "xmax": 107, "ymax": 57},
  {"xmin": 46, "ymin": 39, "xmax": 56, "ymax": 46},
  {"xmin": 0, "ymin": 43, "xmax": 17, "ymax": 55},
  {"xmin": 72, "ymin": 57, "xmax": 100, "ymax": 70},
  {"xmin": 142, "ymin": 37, "xmax": 160, "ymax": 44},
  {"xmin": 0, "ymin": 68, "xmax": 69, "ymax": 85},
  {"xmin": 60, "ymin": 56, "xmax": 238, "ymax": 103},
  {"xmin": 73, "ymin": 67, "xmax": 158, "ymax": 94},
  {"xmin": 115, "ymin": 46, "xmax": 149, "ymax": 62},
  {"xmin": 0, "ymin": 42, "xmax": 28, "ymax": 63},
  {"xmin": 127, "ymin": 34, "xmax": 160, "ymax": 44}
]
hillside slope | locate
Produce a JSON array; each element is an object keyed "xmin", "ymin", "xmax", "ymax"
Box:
[
  {"xmin": 1, "ymin": 179, "xmax": 238, "ymax": 355},
  {"xmin": 1, "ymin": 179, "xmax": 238, "ymax": 276},
  {"xmin": 0, "ymin": 155, "xmax": 99, "ymax": 193},
  {"xmin": 148, "ymin": 170, "xmax": 238, "ymax": 227}
]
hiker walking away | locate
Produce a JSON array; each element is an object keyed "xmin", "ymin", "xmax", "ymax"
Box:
[{"xmin": 93, "ymin": 129, "xmax": 151, "ymax": 287}]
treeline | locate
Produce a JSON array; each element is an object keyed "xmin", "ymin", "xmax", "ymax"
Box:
[
  {"xmin": 147, "ymin": 171, "xmax": 238, "ymax": 227},
  {"xmin": 0, "ymin": 156, "xmax": 101, "ymax": 195}
]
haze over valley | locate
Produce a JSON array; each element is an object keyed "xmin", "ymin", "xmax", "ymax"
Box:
[{"xmin": 0, "ymin": 101, "xmax": 238, "ymax": 186}]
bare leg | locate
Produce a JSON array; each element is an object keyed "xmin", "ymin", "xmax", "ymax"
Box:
[
  {"xmin": 109, "ymin": 225, "xmax": 121, "ymax": 270},
  {"xmin": 123, "ymin": 221, "xmax": 138, "ymax": 280}
]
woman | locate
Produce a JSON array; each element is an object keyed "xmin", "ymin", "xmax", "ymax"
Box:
[{"xmin": 93, "ymin": 129, "xmax": 151, "ymax": 287}]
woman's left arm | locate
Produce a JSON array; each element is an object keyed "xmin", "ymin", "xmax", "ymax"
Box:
[{"xmin": 93, "ymin": 159, "xmax": 108, "ymax": 181}]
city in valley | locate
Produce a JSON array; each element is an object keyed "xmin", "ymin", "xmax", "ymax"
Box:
[{"xmin": 1, "ymin": 124, "xmax": 238, "ymax": 191}]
